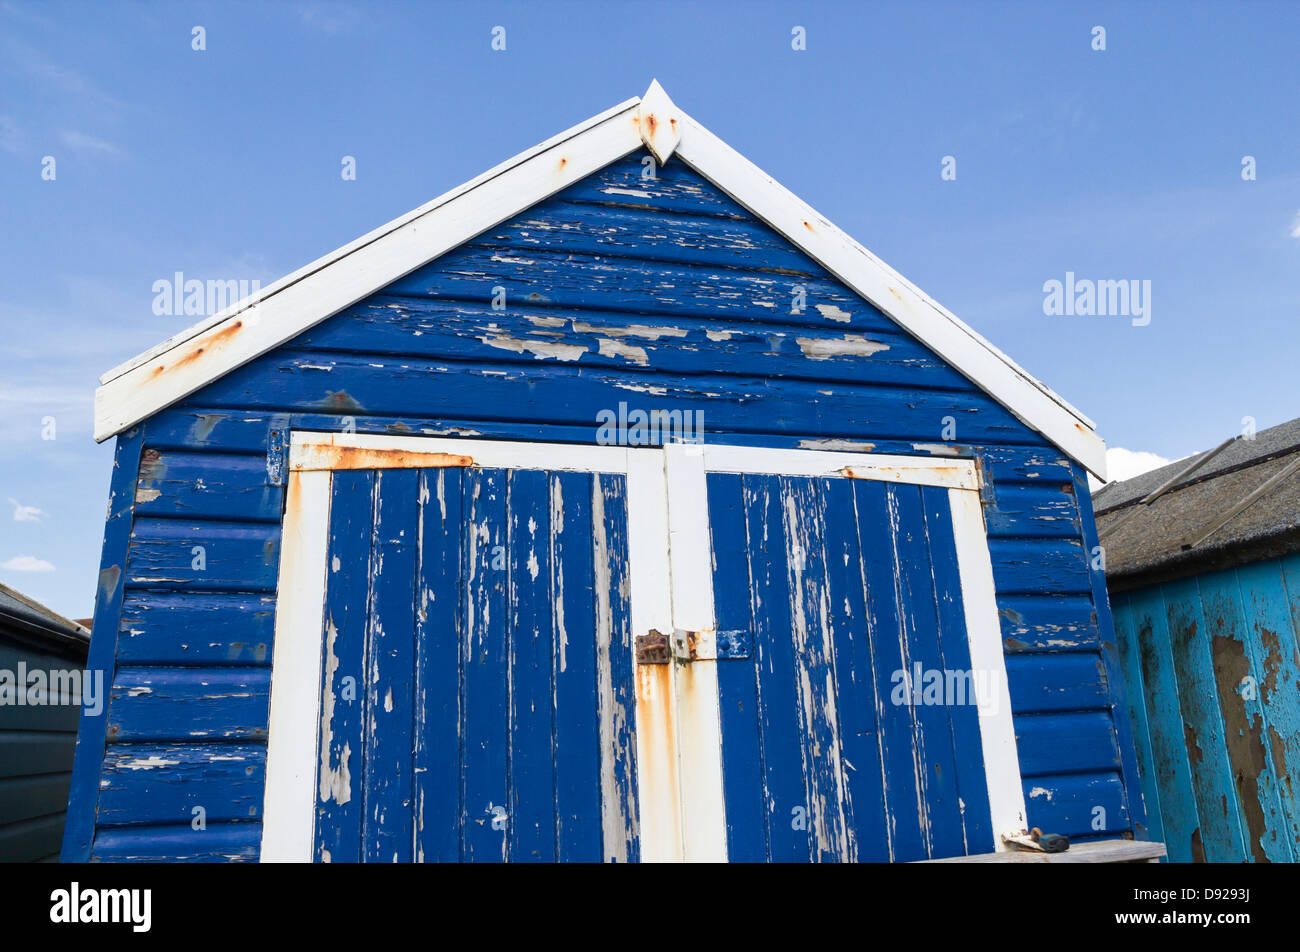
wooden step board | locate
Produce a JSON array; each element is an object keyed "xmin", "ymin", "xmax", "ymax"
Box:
[{"xmin": 919, "ymin": 840, "xmax": 1167, "ymax": 863}]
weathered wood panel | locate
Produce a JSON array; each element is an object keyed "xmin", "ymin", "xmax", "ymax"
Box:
[
  {"xmin": 1005, "ymin": 653, "xmax": 1110, "ymax": 714},
  {"xmin": 999, "ymin": 594, "xmax": 1100, "ymax": 653},
  {"xmin": 196, "ymin": 351, "xmax": 1035, "ymax": 449},
  {"xmin": 91, "ymin": 822, "xmax": 260, "ymax": 862},
  {"xmin": 289, "ymin": 298, "xmax": 973, "ymax": 391},
  {"xmin": 107, "ymin": 667, "xmax": 270, "ymax": 742},
  {"xmin": 709, "ymin": 473, "xmax": 993, "ymax": 861},
  {"xmin": 982, "ymin": 482, "xmax": 1082, "ymax": 538},
  {"xmin": 1111, "ymin": 598, "xmax": 1167, "ymax": 847},
  {"xmin": 988, "ymin": 538, "xmax": 1091, "ymax": 596},
  {"xmin": 118, "ymin": 592, "xmax": 275, "ymax": 665},
  {"xmin": 1022, "ymin": 772, "xmax": 1131, "ymax": 839},
  {"xmin": 555, "ymin": 154, "xmax": 752, "ymax": 219},
  {"xmin": 1162, "ymin": 578, "xmax": 1249, "ymax": 862},
  {"xmin": 98, "ymin": 744, "xmax": 265, "ymax": 826},
  {"xmin": 134, "ymin": 449, "xmax": 282, "ymax": 521},
  {"xmin": 314, "ymin": 465, "xmax": 639, "ymax": 862},
  {"xmin": 1114, "ymin": 555, "xmax": 1300, "ymax": 862},
  {"xmin": 1014, "ymin": 711, "xmax": 1122, "ymax": 775},
  {"xmin": 126, "ymin": 519, "xmax": 280, "ymax": 592}
]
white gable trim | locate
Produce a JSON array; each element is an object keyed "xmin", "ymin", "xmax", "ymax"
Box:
[{"xmin": 93, "ymin": 82, "xmax": 1107, "ymax": 478}]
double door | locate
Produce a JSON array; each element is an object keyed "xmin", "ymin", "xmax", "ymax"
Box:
[{"xmin": 260, "ymin": 435, "xmax": 1025, "ymax": 862}]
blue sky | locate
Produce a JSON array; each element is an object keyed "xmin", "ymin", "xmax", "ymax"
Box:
[{"xmin": 2, "ymin": 0, "xmax": 1298, "ymax": 618}]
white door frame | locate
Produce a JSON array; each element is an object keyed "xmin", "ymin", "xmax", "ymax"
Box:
[{"xmin": 260, "ymin": 432, "xmax": 1024, "ymax": 862}]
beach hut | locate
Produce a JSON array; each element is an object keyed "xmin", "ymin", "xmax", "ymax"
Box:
[
  {"xmin": 1095, "ymin": 418, "xmax": 1300, "ymax": 862},
  {"xmin": 0, "ymin": 582, "xmax": 90, "ymax": 861},
  {"xmin": 65, "ymin": 82, "xmax": 1157, "ymax": 863}
]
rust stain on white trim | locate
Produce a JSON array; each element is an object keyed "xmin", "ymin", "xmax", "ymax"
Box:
[{"xmin": 291, "ymin": 445, "xmax": 474, "ymax": 472}]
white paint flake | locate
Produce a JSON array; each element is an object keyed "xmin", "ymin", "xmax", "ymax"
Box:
[
  {"xmin": 795, "ymin": 335, "xmax": 889, "ymax": 360},
  {"xmin": 814, "ymin": 304, "xmax": 852, "ymax": 323}
]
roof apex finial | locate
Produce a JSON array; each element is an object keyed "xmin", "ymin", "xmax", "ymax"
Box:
[{"xmin": 638, "ymin": 79, "xmax": 682, "ymax": 164}]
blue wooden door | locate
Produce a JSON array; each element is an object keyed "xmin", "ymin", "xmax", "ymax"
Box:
[
  {"xmin": 706, "ymin": 472, "xmax": 994, "ymax": 862},
  {"xmin": 313, "ymin": 465, "xmax": 639, "ymax": 862}
]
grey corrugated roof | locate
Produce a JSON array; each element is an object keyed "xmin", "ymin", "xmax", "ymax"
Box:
[
  {"xmin": 0, "ymin": 582, "xmax": 90, "ymax": 646},
  {"xmin": 1091, "ymin": 418, "xmax": 1300, "ymax": 589}
]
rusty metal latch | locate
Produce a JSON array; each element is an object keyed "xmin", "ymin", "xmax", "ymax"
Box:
[
  {"xmin": 636, "ymin": 628, "xmax": 719, "ymax": 663},
  {"xmin": 635, "ymin": 630, "xmax": 672, "ymax": 665}
]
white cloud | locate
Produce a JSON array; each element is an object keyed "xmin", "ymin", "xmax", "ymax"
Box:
[
  {"xmin": 8, "ymin": 498, "xmax": 44, "ymax": 522},
  {"xmin": 1088, "ymin": 447, "xmax": 1174, "ymax": 492},
  {"xmin": 1, "ymin": 555, "xmax": 55, "ymax": 572},
  {"xmin": 1107, "ymin": 447, "xmax": 1173, "ymax": 481},
  {"xmin": 1291, "ymin": 211, "xmax": 1300, "ymax": 239},
  {"xmin": 58, "ymin": 129, "xmax": 125, "ymax": 158}
]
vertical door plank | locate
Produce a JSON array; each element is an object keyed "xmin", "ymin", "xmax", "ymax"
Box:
[
  {"xmin": 1234, "ymin": 560, "xmax": 1300, "ymax": 858},
  {"xmin": 707, "ymin": 473, "xmax": 767, "ymax": 861},
  {"xmin": 593, "ymin": 474, "xmax": 639, "ymax": 862},
  {"xmin": 315, "ymin": 469, "xmax": 373, "ymax": 863},
  {"xmin": 507, "ymin": 468, "xmax": 557, "ymax": 862},
  {"xmin": 413, "ymin": 467, "xmax": 464, "ymax": 862},
  {"xmin": 1111, "ymin": 595, "xmax": 1167, "ymax": 848},
  {"xmin": 780, "ymin": 476, "xmax": 850, "ymax": 861},
  {"xmin": 820, "ymin": 476, "xmax": 889, "ymax": 861},
  {"xmin": 551, "ymin": 472, "xmax": 603, "ymax": 861},
  {"xmin": 462, "ymin": 467, "xmax": 510, "ymax": 862},
  {"xmin": 1129, "ymin": 586, "xmax": 1203, "ymax": 862},
  {"xmin": 1162, "ymin": 577, "xmax": 1249, "ymax": 861},
  {"xmin": 363, "ymin": 468, "xmax": 419, "ymax": 863},
  {"xmin": 742, "ymin": 474, "xmax": 812, "ymax": 862},
  {"xmin": 888, "ymin": 483, "xmax": 965, "ymax": 858},
  {"xmin": 1197, "ymin": 571, "xmax": 1289, "ymax": 861},
  {"xmin": 853, "ymin": 479, "xmax": 925, "ymax": 862},
  {"xmin": 921, "ymin": 484, "xmax": 993, "ymax": 854}
]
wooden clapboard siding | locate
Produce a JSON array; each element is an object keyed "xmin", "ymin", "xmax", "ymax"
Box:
[
  {"xmin": 1112, "ymin": 552, "xmax": 1300, "ymax": 862},
  {"xmin": 91, "ymin": 822, "xmax": 261, "ymax": 862},
  {"xmin": 0, "ymin": 631, "xmax": 86, "ymax": 861},
  {"xmin": 118, "ymin": 592, "xmax": 275, "ymax": 666},
  {"xmin": 68, "ymin": 153, "xmax": 1140, "ymax": 860}
]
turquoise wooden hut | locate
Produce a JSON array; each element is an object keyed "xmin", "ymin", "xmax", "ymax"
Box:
[{"xmin": 1097, "ymin": 418, "xmax": 1300, "ymax": 862}]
